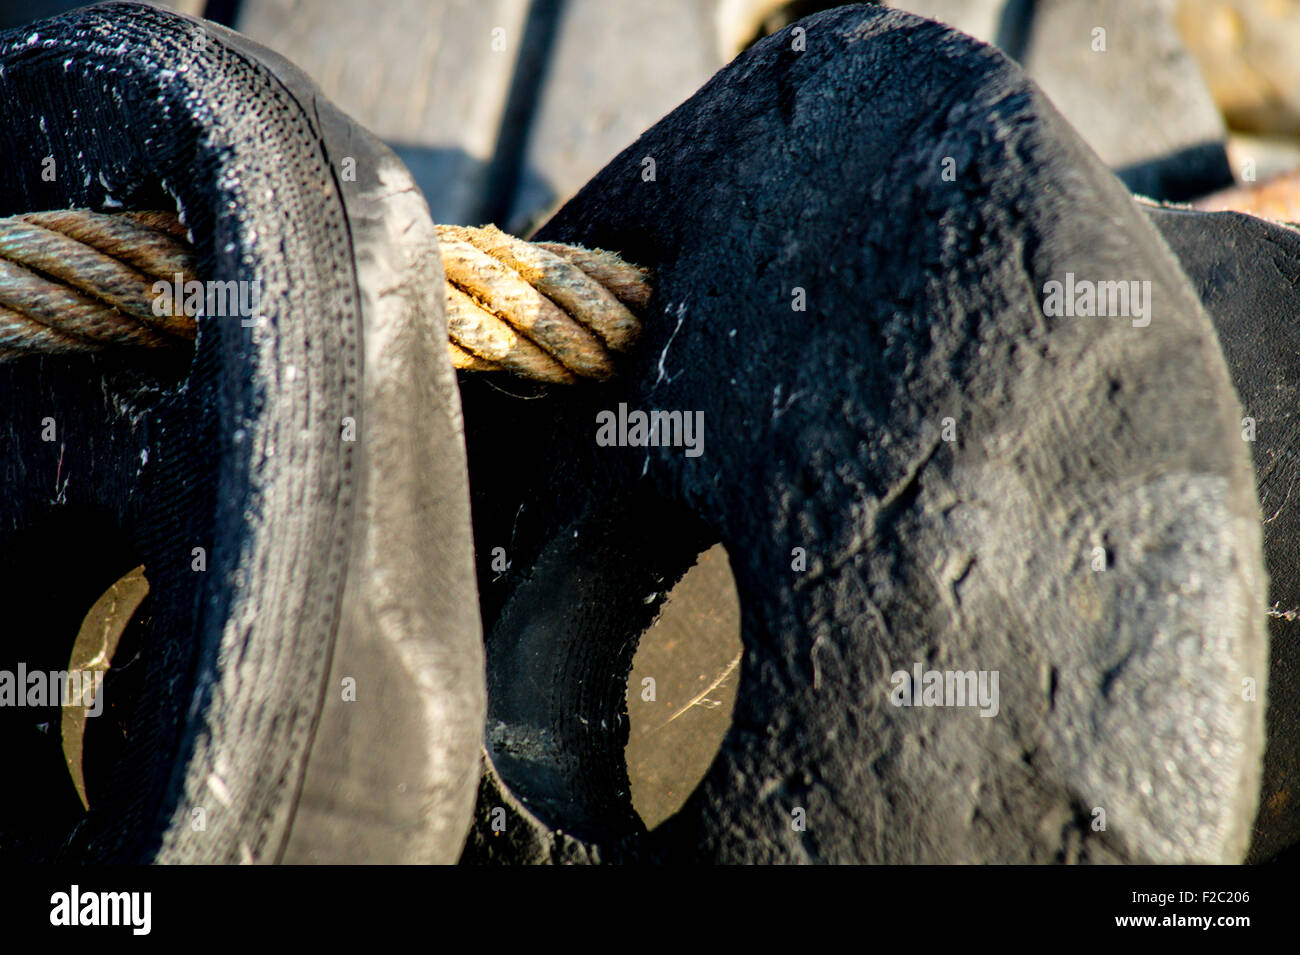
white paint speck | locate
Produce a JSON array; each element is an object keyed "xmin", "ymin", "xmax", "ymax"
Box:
[{"xmin": 205, "ymin": 772, "xmax": 233, "ymax": 808}]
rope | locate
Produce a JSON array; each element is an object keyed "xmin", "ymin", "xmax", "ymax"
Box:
[{"xmin": 0, "ymin": 210, "xmax": 651, "ymax": 383}]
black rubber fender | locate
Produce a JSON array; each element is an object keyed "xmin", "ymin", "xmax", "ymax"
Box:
[
  {"xmin": 459, "ymin": 5, "xmax": 1267, "ymax": 864},
  {"xmin": 1142, "ymin": 202, "xmax": 1300, "ymax": 864},
  {"xmin": 0, "ymin": 2, "xmax": 483, "ymax": 863}
]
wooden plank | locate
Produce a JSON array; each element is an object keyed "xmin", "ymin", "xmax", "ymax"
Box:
[
  {"xmin": 886, "ymin": 0, "xmax": 1013, "ymax": 44},
  {"xmin": 1019, "ymin": 0, "xmax": 1232, "ymax": 199},
  {"xmin": 234, "ymin": 0, "xmax": 530, "ymax": 225},
  {"xmin": 625, "ymin": 545, "xmax": 741, "ymax": 830},
  {"xmin": 503, "ymin": 0, "xmax": 726, "ymax": 234}
]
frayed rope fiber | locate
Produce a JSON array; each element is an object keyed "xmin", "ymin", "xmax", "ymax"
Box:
[{"xmin": 0, "ymin": 210, "xmax": 650, "ymax": 383}]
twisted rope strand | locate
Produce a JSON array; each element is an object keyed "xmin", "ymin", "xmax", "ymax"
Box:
[{"xmin": 0, "ymin": 210, "xmax": 650, "ymax": 382}]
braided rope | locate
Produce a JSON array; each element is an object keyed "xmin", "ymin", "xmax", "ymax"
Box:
[{"xmin": 0, "ymin": 210, "xmax": 650, "ymax": 383}]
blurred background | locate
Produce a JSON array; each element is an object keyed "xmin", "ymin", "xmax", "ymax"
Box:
[{"xmin": 3, "ymin": 0, "xmax": 1298, "ymax": 845}]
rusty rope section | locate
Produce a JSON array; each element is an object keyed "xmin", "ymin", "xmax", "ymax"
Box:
[{"xmin": 0, "ymin": 210, "xmax": 651, "ymax": 383}]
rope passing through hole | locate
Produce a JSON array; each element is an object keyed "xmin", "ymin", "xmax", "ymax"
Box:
[{"xmin": 0, "ymin": 209, "xmax": 651, "ymax": 383}]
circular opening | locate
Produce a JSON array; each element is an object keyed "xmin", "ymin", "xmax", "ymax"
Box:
[
  {"xmin": 624, "ymin": 543, "xmax": 743, "ymax": 830},
  {"xmin": 482, "ymin": 491, "xmax": 734, "ymax": 846},
  {"xmin": 0, "ymin": 508, "xmax": 151, "ymax": 860}
]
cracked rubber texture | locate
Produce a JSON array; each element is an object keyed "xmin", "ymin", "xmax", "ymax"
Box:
[
  {"xmin": 0, "ymin": 2, "xmax": 483, "ymax": 862},
  {"xmin": 459, "ymin": 5, "xmax": 1266, "ymax": 864},
  {"xmin": 1144, "ymin": 204, "xmax": 1300, "ymax": 863}
]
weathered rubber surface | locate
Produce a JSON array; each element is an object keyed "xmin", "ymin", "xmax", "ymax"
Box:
[
  {"xmin": 459, "ymin": 5, "xmax": 1266, "ymax": 864},
  {"xmin": 1142, "ymin": 203, "xmax": 1300, "ymax": 864},
  {"xmin": 0, "ymin": 2, "xmax": 483, "ymax": 862}
]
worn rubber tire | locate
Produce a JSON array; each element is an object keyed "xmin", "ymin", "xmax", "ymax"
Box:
[
  {"xmin": 0, "ymin": 2, "xmax": 483, "ymax": 863},
  {"xmin": 459, "ymin": 5, "xmax": 1266, "ymax": 864},
  {"xmin": 1143, "ymin": 202, "xmax": 1300, "ymax": 863}
]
